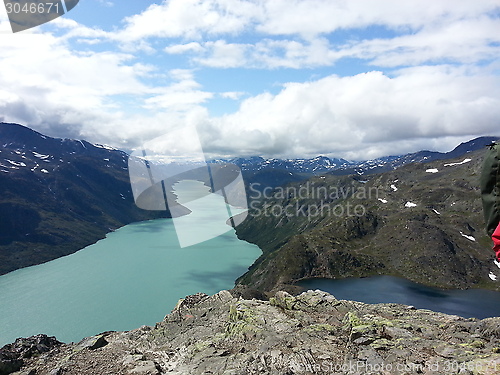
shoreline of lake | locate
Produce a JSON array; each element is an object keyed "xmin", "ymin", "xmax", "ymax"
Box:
[{"xmin": 296, "ymin": 275, "xmax": 500, "ymax": 319}]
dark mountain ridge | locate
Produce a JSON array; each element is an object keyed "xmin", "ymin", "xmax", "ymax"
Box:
[{"xmin": 327, "ymin": 136, "xmax": 498, "ymax": 176}]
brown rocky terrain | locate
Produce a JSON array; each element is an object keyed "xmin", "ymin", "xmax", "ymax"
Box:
[{"xmin": 2, "ymin": 289, "xmax": 499, "ymax": 375}]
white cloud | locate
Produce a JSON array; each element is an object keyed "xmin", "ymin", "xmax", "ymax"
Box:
[
  {"xmin": 144, "ymin": 83, "xmax": 213, "ymax": 111},
  {"xmin": 166, "ymin": 38, "xmax": 339, "ymax": 69},
  {"xmin": 96, "ymin": 0, "xmax": 114, "ymax": 7},
  {"xmin": 165, "ymin": 42, "xmax": 205, "ymax": 54},
  {"xmin": 256, "ymin": 0, "xmax": 500, "ymax": 37},
  {"xmin": 114, "ymin": 0, "xmax": 500, "ymax": 42},
  {"xmin": 164, "ymin": 38, "xmax": 340, "ymax": 69},
  {"xmin": 143, "ymin": 69, "xmax": 213, "ymax": 111},
  {"xmin": 194, "ymin": 40, "xmax": 248, "ymax": 68},
  {"xmin": 0, "ymin": 0, "xmax": 498, "ymax": 162},
  {"xmin": 1, "ymin": 29, "xmax": 496, "ymax": 159},
  {"xmin": 137, "ymin": 0, "xmax": 500, "ymax": 70},
  {"xmin": 51, "ymin": 17, "xmax": 110, "ymax": 40},
  {"xmin": 252, "ymin": 38, "xmax": 337, "ymax": 68},
  {"xmin": 0, "ymin": 27, "xmax": 212, "ymax": 146},
  {"xmin": 12, "ymin": 0, "xmax": 496, "ymax": 72},
  {"xmin": 345, "ymin": 16, "xmax": 500, "ymax": 67},
  {"xmin": 200, "ymin": 66, "xmax": 500, "ymax": 159},
  {"xmin": 0, "ymin": 32, "xmax": 146, "ymax": 99},
  {"xmin": 116, "ymin": 0, "xmax": 260, "ymax": 42},
  {"xmin": 220, "ymin": 91, "xmax": 246, "ymax": 100}
]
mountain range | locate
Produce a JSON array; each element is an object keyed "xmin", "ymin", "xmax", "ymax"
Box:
[
  {"xmin": 218, "ymin": 136, "xmax": 498, "ymax": 189},
  {"xmin": 0, "ymin": 121, "xmax": 498, "ymax": 293},
  {"xmin": 1, "ymin": 121, "xmax": 500, "ymax": 374},
  {"xmin": 223, "ymin": 136, "xmax": 497, "ymax": 175}
]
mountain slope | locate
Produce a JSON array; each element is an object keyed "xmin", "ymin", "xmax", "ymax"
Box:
[
  {"xmin": 0, "ymin": 123, "xmax": 166, "ymax": 275},
  {"xmin": 236, "ymin": 147, "xmax": 500, "ymax": 292}
]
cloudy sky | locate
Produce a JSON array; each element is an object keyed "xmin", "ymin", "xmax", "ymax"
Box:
[{"xmin": 0, "ymin": 0, "xmax": 499, "ymax": 160}]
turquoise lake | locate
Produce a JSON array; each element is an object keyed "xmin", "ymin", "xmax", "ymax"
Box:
[{"xmin": 0, "ymin": 181, "xmax": 261, "ymax": 347}]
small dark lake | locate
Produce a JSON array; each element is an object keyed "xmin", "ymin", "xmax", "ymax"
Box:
[{"xmin": 297, "ymin": 276, "xmax": 500, "ymax": 319}]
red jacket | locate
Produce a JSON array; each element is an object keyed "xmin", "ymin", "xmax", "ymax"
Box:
[{"xmin": 493, "ymin": 221, "xmax": 500, "ymax": 262}]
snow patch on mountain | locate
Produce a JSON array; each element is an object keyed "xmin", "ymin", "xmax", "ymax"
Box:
[
  {"xmin": 6, "ymin": 160, "xmax": 26, "ymax": 167},
  {"xmin": 444, "ymin": 158, "xmax": 472, "ymax": 167},
  {"xmin": 33, "ymin": 152, "xmax": 50, "ymax": 160},
  {"xmin": 460, "ymin": 232, "xmax": 476, "ymax": 242},
  {"xmin": 93, "ymin": 143, "xmax": 118, "ymax": 151}
]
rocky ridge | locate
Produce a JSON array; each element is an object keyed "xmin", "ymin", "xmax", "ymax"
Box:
[{"xmin": 3, "ymin": 290, "xmax": 499, "ymax": 375}]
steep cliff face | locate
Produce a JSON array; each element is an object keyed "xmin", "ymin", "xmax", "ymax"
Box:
[
  {"xmin": 236, "ymin": 148, "xmax": 499, "ymax": 292},
  {"xmin": 3, "ymin": 290, "xmax": 499, "ymax": 375}
]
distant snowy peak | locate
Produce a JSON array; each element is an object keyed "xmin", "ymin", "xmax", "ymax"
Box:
[
  {"xmin": 226, "ymin": 135, "xmax": 496, "ymax": 177},
  {"xmin": 225, "ymin": 155, "xmax": 352, "ymax": 174},
  {"xmin": 92, "ymin": 143, "xmax": 118, "ymax": 151}
]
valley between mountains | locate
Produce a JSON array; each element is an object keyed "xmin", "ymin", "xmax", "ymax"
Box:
[
  {"xmin": 0, "ymin": 121, "xmax": 498, "ymax": 294},
  {"xmin": 1, "ymin": 122, "xmax": 500, "ymax": 375}
]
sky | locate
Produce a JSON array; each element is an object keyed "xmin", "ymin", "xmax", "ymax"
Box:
[{"xmin": 0, "ymin": 0, "xmax": 499, "ymax": 160}]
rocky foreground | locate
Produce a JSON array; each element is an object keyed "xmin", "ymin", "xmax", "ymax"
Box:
[{"xmin": 1, "ymin": 290, "xmax": 500, "ymax": 375}]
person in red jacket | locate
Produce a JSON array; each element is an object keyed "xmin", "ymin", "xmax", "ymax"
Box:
[
  {"xmin": 489, "ymin": 221, "xmax": 500, "ymax": 281},
  {"xmin": 492, "ymin": 222, "xmax": 500, "ymax": 264}
]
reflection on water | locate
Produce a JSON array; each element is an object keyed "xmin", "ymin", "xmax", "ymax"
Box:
[{"xmin": 297, "ymin": 276, "xmax": 500, "ymax": 319}]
